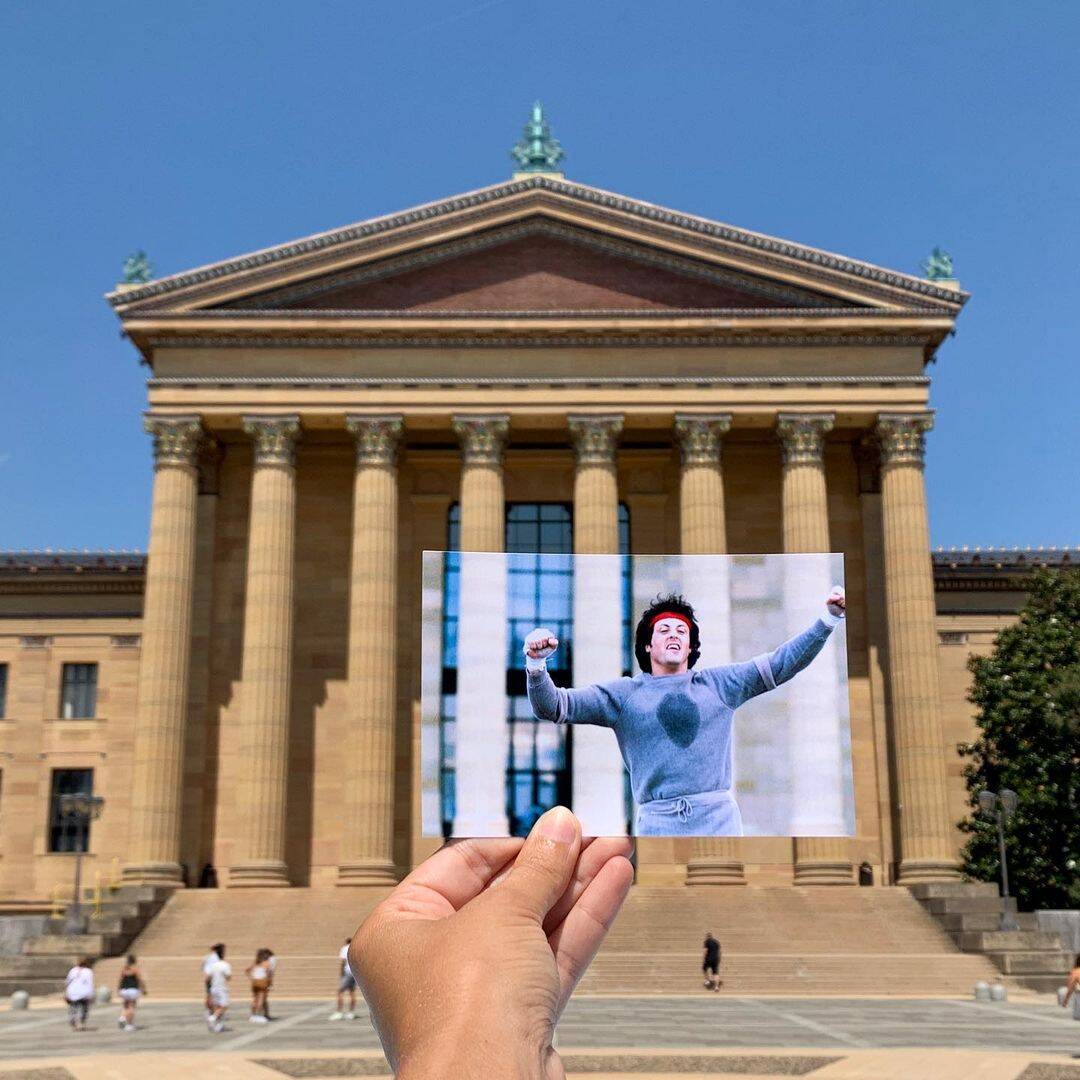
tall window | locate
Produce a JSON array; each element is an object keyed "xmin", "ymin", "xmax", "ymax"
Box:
[
  {"xmin": 0, "ymin": 663, "xmax": 7, "ymax": 718},
  {"xmin": 48, "ymin": 769, "xmax": 94, "ymax": 852},
  {"xmin": 440, "ymin": 503, "xmax": 631, "ymax": 837},
  {"xmin": 60, "ymin": 663, "xmax": 97, "ymax": 719}
]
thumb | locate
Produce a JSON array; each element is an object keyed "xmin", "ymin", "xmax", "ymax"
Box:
[{"xmin": 494, "ymin": 807, "xmax": 581, "ymax": 924}]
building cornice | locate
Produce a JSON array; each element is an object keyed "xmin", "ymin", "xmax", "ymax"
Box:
[{"xmin": 107, "ymin": 177, "xmax": 969, "ymax": 313}]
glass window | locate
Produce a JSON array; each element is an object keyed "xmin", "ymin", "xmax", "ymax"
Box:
[
  {"xmin": 0, "ymin": 663, "xmax": 7, "ymax": 718},
  {"xmin": 60, "ymin": 663, "xmax": 97, "ymax": 719},
  {"xmin": 48, "ymin": 769, "xmax": 94, "ymax": 853}
]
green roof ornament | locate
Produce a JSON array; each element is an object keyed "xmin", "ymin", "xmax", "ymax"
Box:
[
  {"xmin": 511, "ymin": 102, "xmax": 565, "ymax": 176},
  {"xmin": 122, "ymin": 250, "xmax": 154, "ymax": 284},
  {"xmin": 921, "ymin": 247, "xmax": 955, "ymax": 282}
]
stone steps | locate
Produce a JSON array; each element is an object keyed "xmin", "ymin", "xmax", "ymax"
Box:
[{"xmin": 86, "ymin": 884, "xmax": 1007, "ymax": 999}]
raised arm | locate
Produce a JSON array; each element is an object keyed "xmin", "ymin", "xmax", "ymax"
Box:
[
  {"xmin": 523, "ymin": 628, "xmax": 628, "ymax": 728},
  {"xmin": 706, "ymin": 586, "xmax": 846, "ymax": 709}
]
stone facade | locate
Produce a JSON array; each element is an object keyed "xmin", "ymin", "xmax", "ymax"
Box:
[{"xmin": 0, "ymin": 175, "xmax": 1065, "ymax": 899}]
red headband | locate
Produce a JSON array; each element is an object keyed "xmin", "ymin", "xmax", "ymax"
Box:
[{"xmin": 650, "ymin": 611, "xmax": 691, "ymax": 630}]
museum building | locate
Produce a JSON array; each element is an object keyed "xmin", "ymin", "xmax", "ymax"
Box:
[{"xmin": 1, "ymin": 115, "xmax": 1070, "ymax": 900}]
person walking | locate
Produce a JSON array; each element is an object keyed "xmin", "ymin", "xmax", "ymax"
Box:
[
  {"xmin": 702, "ymin": 933, "xmax": 722, "ymax": 991},
  {"xmin": 116, "ymin": 954, "xmax": 146, "ymax": 1031},
  {"xmin": 202, "ymin": 942, "xmax": 224, "ymax": 1020},
  {"xmin": 65, "ymin": 957, "xmax": 95, "ymax": 1031},
  {"xmin": 1062, "ymin": 953, "xmax": 1080, "ymax": 1032},
  {"xmin": 206, "ymin": 945, "xmax": 231, "ymax": 1033},
  {"xmin": 245, "ymin": 948, "xmax": 272, "ymax": 1023},
  {"xmin": 329, "ymin": 937, "xmax": 357, "ymax": 1020},
  {"xmin": 262, "ymin": 948, "xmax": 277, "ymax": 1020}
]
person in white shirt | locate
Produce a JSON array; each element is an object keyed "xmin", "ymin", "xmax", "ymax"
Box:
[
  {"xmin": 201, "ymin": 942, "xmax": 223, "ymax": 1019},
  {"xmin": 206, "ymin": 946, "xmax": 232, "ymax": 1033},
  {"xmin": 65, "ymin": 957, "xmax": 95, "ymax": 1031},
  {"xmin": 329, "ymin": 938, "xmax": 357, "ymax": 1020}
]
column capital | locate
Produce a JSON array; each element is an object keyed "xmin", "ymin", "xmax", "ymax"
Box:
[
  {"xmin": 242, "ymin": 415, "xmax": 301, "ymax": 468},
  {"xmin": 876, "ymin": 412, "xmax": 933, "ymax": 470},
  {"xmin": 346, "ymin": 415, "xmax": 404, "ymax": 468},
  {"xmin": 776, "ymin": 413, "xmax": 834, "ymax": 466},
  {"xmin": 144, "ymin": 414, "xmax": 203, "ymax": 469},
  {"xmin": 452, "ymin": 415, "xmax": 509, "ymax": 466},
  {"xmin": 568, "ymin": 414, "xmax": 623, "ymax": 466},
  {"xmin": 674, "ymin": 414, "xmax": 732, "ymax": 467}
]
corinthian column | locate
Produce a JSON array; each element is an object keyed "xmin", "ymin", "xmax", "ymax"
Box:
[
  {"xmin": 568, "ymin": 415, "xmax": 626, "ymax": 836},
  {"xmin": 451, "ymin": 416, "xmax": 510, "ymax": 835},
  {"xmin": 229, "ymin": 416, "xmax": 300, "ymax": 887},
  {"xmin": 124, "ymin": 415, "xmax": 204, "ymax": 886},
  {"xmin": 876, "ymin": 413, "xmax": 958, "ymax": 882},
  {"xmin": 339, "ymin": 416, "xmax": 403, "ymax": 884},
  {"xmin": 777, "ymin": 414, "xmax": 853, "ymax": 885},
  {"xmin": 675, "ymin": 416, "xmax": 745, "ymax": 884}
]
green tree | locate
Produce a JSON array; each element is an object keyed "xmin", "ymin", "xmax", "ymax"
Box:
[{"xmin": 958, "ymin": 568, "xmax": 1080, "ymax": 911}]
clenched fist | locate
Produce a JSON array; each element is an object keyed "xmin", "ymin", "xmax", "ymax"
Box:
[
  {"xmin": 524, "ymin": 627, "xmax": 560, "ymax": 661},
  {"xmin": 826, "ymin": 586, "xmax": 846, "ymax": 619}
]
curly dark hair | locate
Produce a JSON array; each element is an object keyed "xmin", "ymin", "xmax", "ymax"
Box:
[{"xmin": 634, "ymin": 593, "xmax": 701, "ymax": 674}]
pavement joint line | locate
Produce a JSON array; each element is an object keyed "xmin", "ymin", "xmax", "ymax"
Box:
[
  {"xmin": 740, "ymin": 998, "xmax": 871, "ymax": 1049},
  {"xmin": 0, "ymin": 1014, "xmax": 68, "ymax": 1034},
  {"xmin": 949, "ymin": 1000, "xmax": 1077, "ymax": 1028},
  {"xmin": 216, "ymin": 1003, "xmax": 333, "ymax": 1052}
]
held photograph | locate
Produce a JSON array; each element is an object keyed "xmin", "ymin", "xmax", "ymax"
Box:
[{"xmin": 421, "ymin": 549, "xmax": 853, "ymax": 839}]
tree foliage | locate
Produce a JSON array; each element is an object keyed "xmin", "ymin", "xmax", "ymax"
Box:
[{"xmin": 958, "ymin": 569, "xmax": 1080, "ymax": 911}]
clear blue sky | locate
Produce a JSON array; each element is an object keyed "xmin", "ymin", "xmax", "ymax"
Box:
[{"xmin": 2, "ymin": 1, "xmax": 1077, "ymax": 552}]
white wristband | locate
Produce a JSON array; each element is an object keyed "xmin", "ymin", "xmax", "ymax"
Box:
[
  {"xmin": 821, "ymin": 607, "xmax": 844, "ymax": 627},
  {"xmin": 525, "ymin": 654, "xmax": 547, "ymax": 673}
]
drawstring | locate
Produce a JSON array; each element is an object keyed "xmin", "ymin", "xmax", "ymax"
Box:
[{"xmin": 655, "ymin": 796, "xmax": 693, "ymax": 822}]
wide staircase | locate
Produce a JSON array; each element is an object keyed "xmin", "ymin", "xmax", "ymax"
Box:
[{"xmin": 94, "ymin": 885, "xmax": 1006, "ymax": 999}]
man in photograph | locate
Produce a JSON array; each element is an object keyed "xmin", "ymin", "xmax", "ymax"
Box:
[{"xmin": 524, "ymin": 586, "xmax": 846, "ymax": 836}]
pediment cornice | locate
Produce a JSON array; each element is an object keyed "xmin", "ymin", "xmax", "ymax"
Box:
[{"xmin": 107, "ymin": 176, "xmax": 969, "ymax": 318}]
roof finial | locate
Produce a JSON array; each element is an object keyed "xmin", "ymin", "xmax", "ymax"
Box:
[{"xmin": 511, "ymin": 101, "xmax": 565, "ymax": 178}]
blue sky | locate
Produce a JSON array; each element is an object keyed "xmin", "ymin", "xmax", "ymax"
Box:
[{"xmin": 1, "ymin": 1, "xmax": 1077, "ymax": 551}]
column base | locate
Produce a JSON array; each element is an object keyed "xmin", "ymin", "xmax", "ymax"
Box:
[
  {"xmin": 227, "ymin": 861, "xmax": 291, "ymax": 888},
  {"xmin": 685, "ymin": 860, "xmax": 746, "ymax": 885},
  {"xmin": 337, "ymin": 860, "xmax": 399, "ymax": 886},
  {"xmin": 897, "ymin": 858, "xmax": 960, "ymax": 884},
  {"xmin": 793, "ymin": 860, "xmax": 854, "ymax": 885},
  {"xmin": 121, "ymin": 862, "xmax": 185, "ymax": 888}
]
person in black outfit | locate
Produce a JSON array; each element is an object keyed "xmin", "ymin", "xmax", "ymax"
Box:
[{"xmin": 703, "ymin": 933, "xmax": 721, "ymax": 991}]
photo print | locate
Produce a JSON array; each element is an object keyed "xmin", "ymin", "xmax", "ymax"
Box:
[{"xmin": 421, "ymin": 549, "xmax": 854, "ymax": 839}]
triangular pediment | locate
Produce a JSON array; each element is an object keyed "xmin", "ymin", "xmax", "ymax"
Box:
[
  {"xmin": 109, "ymin": 177, "xmax": 968, "ymax": 318},
  {"xmin": 211, "ymin": 220, "xmax": 853, "ymax": 313}
]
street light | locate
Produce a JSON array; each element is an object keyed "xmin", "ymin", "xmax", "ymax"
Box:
[
  {"xmin": 978, "ymin": 788, "xmax": 1019, "ymax": 931},
  {"xmin": 59, "ymin": 793, "xmax": 105, "ymax": 936}
]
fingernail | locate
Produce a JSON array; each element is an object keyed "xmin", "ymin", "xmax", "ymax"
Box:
[{"xmin": 539, "ymin": 806, "xmax": 576, "ymax": 845}]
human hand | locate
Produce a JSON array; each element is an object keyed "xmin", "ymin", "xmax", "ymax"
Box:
[
  {"xmin": 350, "ymin": 807, "xmax": 633, "ymax": 1080},
  {"xmin": 524, "ymin": 627, "xmax": 560, "ymax": 661},
  {"xmin": 826, "ymin": 586, "xmax": 846, "ymax": 618}
]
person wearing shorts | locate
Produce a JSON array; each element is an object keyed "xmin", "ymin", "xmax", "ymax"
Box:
[
  {"xmin": 65, "ymin": 957, "xmax": 94, "ymax": 1031},
  {"xmin": 116, "ymin": 954, "xmax": 145, "ymax": 1030},
  {"xmin": 202, "ymin": 943, "xmax": 224, "ymax": 1019},
  {"xmin": 206, "ymin": 948, "xmax": 231, "ymax": 1033},
  {"xmin": 245, "ymin": 948, "xmax": 271, "ymax": 1023},
  {"xmin": 1063, "ymin": 954, "xmax": 1080, "ymax": 1029},
  {"xmin": 702, "ymin": 933, "xmax": 722, "ymax": 991},
  {"xmin": 330, "ymin": 938, "xmax": 357, "ymax": 1020}
]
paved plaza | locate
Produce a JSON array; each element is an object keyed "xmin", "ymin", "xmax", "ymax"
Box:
[{"xmin": 0, "ymin": 996, "xmax": 1077, "ymax": 1077}]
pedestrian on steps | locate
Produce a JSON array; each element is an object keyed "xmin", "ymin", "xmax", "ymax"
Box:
[
  {"xmin": 65, "ymin": 956, "xmax": 95, "ymax": 1031},
  {"xmin": 116, "ymin": 954, "xmax": 146, "ymax": 1031},
  {"xmin": 703, "ymin": 932, "xmax": 722, "ymax": 991},
  {"xmin": 246, "ymin": 948, "xmax": 272, "ymax": 1023}
]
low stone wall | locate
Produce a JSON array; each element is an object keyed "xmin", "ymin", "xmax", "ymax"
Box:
[
  {"xmin": 0, "ymin": 916, "xmax": 48, "ymax": 956},
  {"xmin": 1037, "ymin": 910, "xmax": 1080, "ymax": 956}
]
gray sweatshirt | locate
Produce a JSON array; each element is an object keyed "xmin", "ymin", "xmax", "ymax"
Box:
[{"xmin": 526, "ymin": 616, "xmax": 839, "ymax": 805}]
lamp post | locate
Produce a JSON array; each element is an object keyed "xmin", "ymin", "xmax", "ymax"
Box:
[
  {"xmin": 978, "ymin": 788, "xmax": 1019, "ymax": 932},
  {"xmin": 59, "ymin": 793, "xmax": 105, "ymax": 936}
]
